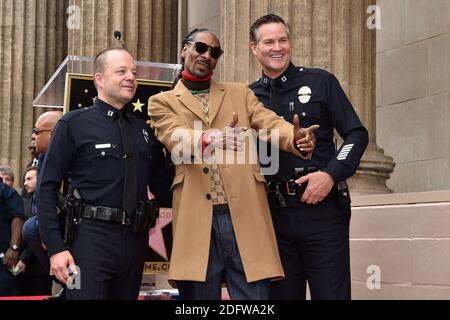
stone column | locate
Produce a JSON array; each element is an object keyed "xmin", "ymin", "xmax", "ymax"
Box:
[
  {"xmin": 220, "ymin": 0, "xmax": 394, "ymax": 195},
  {"xmin": 0, "ymin": 0, "xmax": 68, "ymax": 187},
  {"xmin": 67, "ymin": 0, "xmax": 178, "ymax": 63}
]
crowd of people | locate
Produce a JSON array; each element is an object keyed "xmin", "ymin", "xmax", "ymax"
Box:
[{"xmin": 0, "ymin": 14, "xmax": 367, "ymax": 300}]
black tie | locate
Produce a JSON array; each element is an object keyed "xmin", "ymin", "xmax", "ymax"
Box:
[
  {"xmin": 269, "ymin": 79, "xmax": 281, "ymax": 114},
  {"xmin": 118, "ymin": 110, "xmax": 137, "ymax": 215}
]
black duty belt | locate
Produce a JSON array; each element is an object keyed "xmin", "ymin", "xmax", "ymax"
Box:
[
  {"xmin": 265, "ymin": 166, "xmax": 319, "ymax": 198},
  {"xmin": 81, "ymin": 205, "xmax": 131, "ymax": 225},
  {"xmin": 266, "ymin": 181, "xmax": 297, "ymax": 197}
]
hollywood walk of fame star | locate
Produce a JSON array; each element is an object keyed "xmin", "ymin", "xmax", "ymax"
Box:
[{"xmin": 148, "ymin": 208, "xmax": 172, "ymax": 261}]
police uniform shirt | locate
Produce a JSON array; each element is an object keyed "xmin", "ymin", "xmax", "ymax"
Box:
[
  {"xmin": 250, "ymin": 62, "xmax": 369, "ymax": 184},
  {"xmin": 37, "ymin": 98, "xmax": 173, "ymax": 257},
  {"xmin": 0, "ymin": 178, "xmax": 25, "ymax": 253}
]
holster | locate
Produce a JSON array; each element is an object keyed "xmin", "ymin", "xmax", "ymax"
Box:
[
  {"xmin": 59, "ymin": 189, "xmax": 83, "ymax": 249},
  {"xmin": 131, "ymin": 199, "xmax": 159, "ymax": 233},
  {"xmin": 334, "ymin": 180, "xmax": 351, "ymax": 207}
]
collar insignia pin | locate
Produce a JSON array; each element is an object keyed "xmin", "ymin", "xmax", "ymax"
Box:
[{"xmin": 143, "ymin": 129, "xmax": 150, "ymax": 144}]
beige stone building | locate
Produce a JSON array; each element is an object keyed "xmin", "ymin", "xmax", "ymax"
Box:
[{"xmin": 1, "ymin": 0, "xmax": 449, "ymax": 299}]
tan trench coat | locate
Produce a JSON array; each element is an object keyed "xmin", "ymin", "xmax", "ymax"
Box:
[{"xmin": 148, "ymin": 80, "xmax": 305, "ymax": 283}]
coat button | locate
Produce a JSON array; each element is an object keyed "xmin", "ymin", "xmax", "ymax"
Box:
[
  {"xmin": 203, "ymin": 167, "xmax": 209, "ymax": 174},
  {"xmin": 206, "ymin": 194, "xmax": 211, "ymax": 200}
]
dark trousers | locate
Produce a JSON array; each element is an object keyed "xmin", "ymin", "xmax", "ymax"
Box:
[
  {"xmin": 269, "ymin": 195, "xmax": 351, "ymax": 300},
  {"xmin": 18, "ymin": 274, "xmax": 52, "ymax": 296},
  {"xmin": 176, "ymin": 206, "xmax": 269, "ymax": 300},
  {"xmin": 66, "ymin": 219, "xmax": 148, "ymax": 300},
  {"xmin": 0, "ymin": 263, "xmax": 20, "ymax": 296},
  {"xmin": 22, "ymin": 216, "xmax": 50, "ymax": 273}
]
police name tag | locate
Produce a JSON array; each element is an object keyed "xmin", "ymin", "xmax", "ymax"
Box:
[{"xmin": 95, "ymin": 144, "xmax": 112, "ymax": 149}]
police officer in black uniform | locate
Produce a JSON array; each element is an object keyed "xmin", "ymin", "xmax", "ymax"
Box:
[
  {"xmin": 249, "ymin": 14, "xmax": 369, "ymax": 300},
  {"xmin": 37, "ymin": 48, "xmax": 172, "ymax": 300},
  {"xmin": 0, "ymin": 177, "xmax": 25, "ymax": 296}
]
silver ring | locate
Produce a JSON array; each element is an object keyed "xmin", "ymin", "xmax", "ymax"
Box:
[{"xmin": 310, "ymin": 140, "xmax": 314, "ymax": 147}]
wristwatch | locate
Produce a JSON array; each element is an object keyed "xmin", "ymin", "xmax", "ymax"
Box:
[{"xmin": 9, "ymin": 244, "xmax": 20, "ymax": 251}]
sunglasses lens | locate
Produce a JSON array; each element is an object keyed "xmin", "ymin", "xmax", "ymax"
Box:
[
  {"xmin": 194, "ymin": 42, "xmax": 208, "ymax": 54},
  {"xmin": 193, "ymin": 42, "xmax": 222, "ymax": 59},
  {"xmin": 210, "ymin": 47, "xmax": 222, "ymax": 59}
]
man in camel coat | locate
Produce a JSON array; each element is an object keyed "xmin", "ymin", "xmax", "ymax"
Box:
[{"xmin": 149, "ymin": 28, "xmax": 318, "ymax": 300}]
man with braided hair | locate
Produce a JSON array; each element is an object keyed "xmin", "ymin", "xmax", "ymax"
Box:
[{"xmin": 149, "ymin": 28, "xmax": 318, "ymax": 300}]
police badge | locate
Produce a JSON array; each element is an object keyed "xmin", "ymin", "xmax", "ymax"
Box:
[{"xmin": 298, "ymin": 86, "xmax": 312, "ymax": 104}]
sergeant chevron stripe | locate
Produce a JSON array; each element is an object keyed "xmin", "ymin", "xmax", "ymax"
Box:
[{"xmin": 337, "ymin": 144, "xmax": 354, "ymax": 160}]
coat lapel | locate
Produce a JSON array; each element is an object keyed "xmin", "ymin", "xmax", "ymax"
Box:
[
  {"xmin": 208, "ymin": 80, "xmax": 225, "ymax": 125},
  {"xmin": 173, "ymin": 81, "xmax": 208, "ymax": 125}
]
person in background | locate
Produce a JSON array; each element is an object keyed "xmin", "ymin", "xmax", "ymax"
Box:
[
  {"xmin": 0, "ymin": 165, "xmax": 15, "ymax": 188},
  {"xmin": 17, "ymin": 166, "xmax": 52, "ymax": 296},
  {"xmin": 0, "ymin": 174, "xmax": 25, "ymax": 296},
  {"xmin": 22, "ymin": 111, "xmax": 63, "ymax": 299}
]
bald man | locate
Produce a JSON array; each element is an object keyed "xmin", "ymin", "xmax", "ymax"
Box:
[
  {"xmin": 22, "ymin": 111, "xmax": 63, "ymax": 298},
  {"xmin": 36, "ymin": 48, "xmax": 172, "ymax": 300},
  {"xmin": 33, "ymin": 111, "xmax": 63, "ymax": 155}
]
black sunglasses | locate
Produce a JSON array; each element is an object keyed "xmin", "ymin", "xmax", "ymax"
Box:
[
  {"xmin": 188, "ymin": 41, "xmax": 223, "ymax": 59},
  {"xmin": 32, "ymin": 127, "xmax": 52, "ymax": 135}
]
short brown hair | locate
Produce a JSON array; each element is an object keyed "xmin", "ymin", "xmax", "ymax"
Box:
[
  {"xmin": 250, "ymin": 14, "xmax": 290, "ymax": 43},
  {"xmin": 25, "ymin": 166, "xmax": 37, "ymax": 174}
]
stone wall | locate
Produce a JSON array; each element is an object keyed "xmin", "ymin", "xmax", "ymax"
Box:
[
  {"xmin": 351, "ymin": 192, "xmax": 450, "ymax": 299},
  {"xmin": 377, "ymin": 0, "xmax": 450, "ymax": 192},
  {"xmin": 0, "ymin": 0, "xmax": 178, "ymax": 188},
  {"xmin": 0, "ymin": 0, "xmax": 69, "ymax": 185}
]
